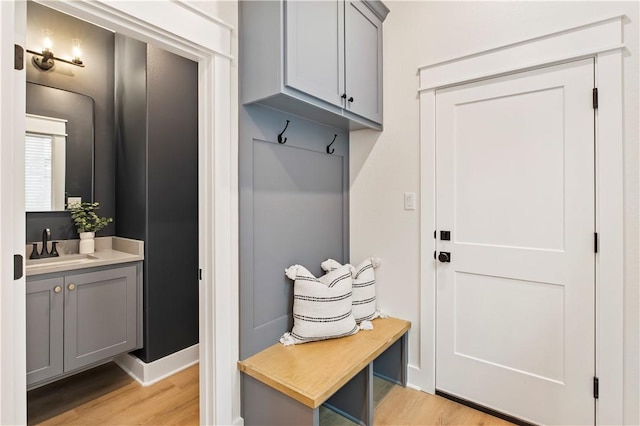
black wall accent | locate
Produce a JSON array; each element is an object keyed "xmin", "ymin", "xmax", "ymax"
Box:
[
  {"xmin": 26, "ymin": 2, "xmax": 115, "ymax": 241},
  {"xmin": 115, "ymin": 36, "xmax": 199, "ymax": 363}
]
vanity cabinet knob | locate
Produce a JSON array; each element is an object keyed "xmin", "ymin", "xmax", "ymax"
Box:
[
  {"xmin": 54, "ymin": 286, "xmax": 62, "ymax": 293},
  {"xmin": 68, "ymin": 283, "xmax": 76, "ymax": 291}
]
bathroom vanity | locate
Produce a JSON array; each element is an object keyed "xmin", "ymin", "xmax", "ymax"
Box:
[{"xmin": 25, "ymin": 237, "xmax": 143, "ymax": 389}]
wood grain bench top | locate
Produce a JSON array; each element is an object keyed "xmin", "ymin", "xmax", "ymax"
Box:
[{"xmin": 237, "ymin": 317, "xmax": 411, "ymax": 409}]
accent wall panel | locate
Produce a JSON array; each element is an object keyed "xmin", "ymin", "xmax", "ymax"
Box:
[{"xmin": 240, "ymin": 105, "xmax": 349, "ymax": 359}]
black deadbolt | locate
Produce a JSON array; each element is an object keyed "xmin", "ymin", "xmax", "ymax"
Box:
[{"xmin": 438, "ymin": 252, "xmax": 451, "ymax": 263}]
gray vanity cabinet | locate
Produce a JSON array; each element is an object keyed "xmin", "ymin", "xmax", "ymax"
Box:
[
  {"xmin": 63, "ymin": 266, "xmax": 138, "ymax": 371},
  {"xmin": 241, "ymin": 0, "xmax": 388, "ymax": 130},
  {"xmin": 26, "ymin": 264, "xmax": 141, "ymax": 387},
  {"xmin": 26, "ymin": 277, "xmax": 64, "ymax": 385}
]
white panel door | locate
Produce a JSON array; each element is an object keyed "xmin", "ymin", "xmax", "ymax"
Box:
[{"xmin": 436, "ymin": 59, "xmax": 595, "ymax": 425}]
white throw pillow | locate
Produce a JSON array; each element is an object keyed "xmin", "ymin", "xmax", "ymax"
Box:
[
  {"xmin": 281, "ymin": 264, "xmax": 359, "ymax": 345},
  {"xmin": 321, "ymin": 257, "xmax": 381, "ymax": 323}
]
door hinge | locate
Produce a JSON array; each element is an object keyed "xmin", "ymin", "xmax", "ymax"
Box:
[
  {"xmin": 593, "ymin": 88, "xmax": 598, "ymax": 109},
  {"xmin": 594, "ymin": 232, "xmax": 599, "ymax": 253},
  {"xmin": 14, "ymin": 254, "xmax": 23, "ymax": 280},
  {"xmin": 593, "ymin": 376, "xmax": 599, "ymax": 399},
  {"xmin": 14, "ymin": 44, "xmax": 24, "ymax": 70},
  {"xmin": 198, "ymin": 268, "xmax": 203, "ymax": 280}
]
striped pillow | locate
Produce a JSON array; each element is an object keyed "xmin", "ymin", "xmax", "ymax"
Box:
[
  {"xmin": 281, "ymin": 264, "xmax": 359, "ymax": 345},
  {"xmin": 321, "ymin": 258, "xmax": 380, "ymax": 323}
]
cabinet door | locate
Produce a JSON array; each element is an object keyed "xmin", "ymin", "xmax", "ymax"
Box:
[
  {"xmin": 64, "ymin": 265, "xmax": 138, "ymax": 371},
  {"xmin": 284, "ymin": 0, "xmax": 345, "ymax": 107},
  {"xmin": 26, "ymin": 277, "xmax": 64, "ymax": 386},
  {"xmin": 345, "ymin": 0, "xmax": 383, "ymax": 124}
]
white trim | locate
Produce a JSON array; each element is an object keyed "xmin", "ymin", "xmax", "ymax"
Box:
[
  {"xmin": 25, "ymin": 114, "xmax": 67, "ymax": 136},
  {"xmin": 0, "ymin": 1, "xmax": 27, "ymax": 424},
  {"xmin": 418, "ymin": 16, "xmax": 624, "ymax": 92},
  {"xmin": 593, "ymin": 48, "xmax": 624, "ymax": 423},
  {"xmin": 169, "ymin": 0, "xmax": 234, "ymax": 30},
  {"xmin": 40, "ymin": 0, "xmax": 232, "ymax": 60},
  {"xmin": 416, "ymin": 88, "xmax": 436, "ymax": 393},
  {"xmin": 2, "ymin": 1, "xmax": 237, "ymax": 425},
  {"xmin": 114, "ymin": 344, "xmax": 199, "ymax": 387},
  {"xmin": 418, "ymin": 16, "xmax": 625, "ymax": 425}
]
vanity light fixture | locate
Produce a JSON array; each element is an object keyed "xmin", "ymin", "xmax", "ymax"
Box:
[{"xmin": 27, "ymin": 30, "xmax": 85, "ymax": 70}]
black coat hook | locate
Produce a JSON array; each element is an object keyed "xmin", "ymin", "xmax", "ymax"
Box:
[
  {"xmin": 277, "ymin": 120, "xmax": 290, "ymax": 144},
  {"xmin": 326, "ymin": 134, "xmax": 337, "ymax": 154}
]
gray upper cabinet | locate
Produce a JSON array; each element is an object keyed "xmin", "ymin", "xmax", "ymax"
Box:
[
  {"xmin": 344, "ymin": 0, "xmax": 383, "ymax": 124},
  {"xmin": 241, "ymin": 0, "xmax": 388, "ymax": 130},
  {"xmin": 26, "ymin": 263, "xmax": 141, "ymax": 388},
  {"xmin": 284, "ymin": 1, "xmax": 344, "ymax": 108}
]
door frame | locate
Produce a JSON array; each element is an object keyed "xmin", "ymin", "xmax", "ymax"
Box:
[
  {"xmin": 418, "ymin": 15, "xmax": 625, "ymax": 425},
  {"xmin": 0, "ymin": 1, "xmax": 239, "ymax": 425}
]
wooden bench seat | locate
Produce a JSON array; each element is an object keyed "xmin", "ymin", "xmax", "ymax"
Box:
[{"xmin": 238, "ymin": 317, "xmax": 411, "ymax": 425}]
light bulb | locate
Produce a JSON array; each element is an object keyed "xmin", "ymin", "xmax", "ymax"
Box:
[
  {"xmin": 71, "ymin": 39, "xmax": 83, "ymax": 65},
  {"xmin": 72, "ymin": 39, "xmax": 82, "ymax": 63},
  {"xmin": 42, "ymin": 29, "xmax": 53, "ymax": 53}
]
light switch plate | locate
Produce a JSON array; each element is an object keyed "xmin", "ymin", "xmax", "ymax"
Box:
[
  {"xmin": 404, "ymin": 192, "xmax": 416, "ymax": 210},
  {"xmin": 67, "ymin": 197, "xmax": 82, "ymax": 207}
]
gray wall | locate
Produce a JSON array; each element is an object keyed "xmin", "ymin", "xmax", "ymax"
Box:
[
  {"xmin": 239, "ymin": 104, "xmax": 350, "ymax": 359},
  {"xmin": 115, "ymin": 36, "xmax": 199, "ymax": 363},
  {"xmin": 26, "ymin": 2, "xmax": 115, "ymax": 241}
]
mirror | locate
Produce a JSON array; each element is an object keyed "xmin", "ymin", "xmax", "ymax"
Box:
[{"xmin": 25, "ymin": 83, "xmax": 94, "ymax": 212}]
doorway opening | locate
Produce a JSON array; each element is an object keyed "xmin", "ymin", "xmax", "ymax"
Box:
[
  {"xmin": 24, "ymin": 3, "xmax": 200, "ymax": 424},
  {"xmin": 2, "ymin": 1, "xmax": 237, "ymax": 424}
]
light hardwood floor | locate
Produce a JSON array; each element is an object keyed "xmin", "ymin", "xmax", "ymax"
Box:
[{"xmin": 28, "ymin": 362, "xmax": 513, "ymax": 425}]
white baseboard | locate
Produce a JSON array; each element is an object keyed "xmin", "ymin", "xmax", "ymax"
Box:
[
  {"xmin": 407, "ymin": 364, "xmax": 435, "ymax": 394},
  {"xmin": 114, "ymin": 344, "xmax": 199, "ymax": 386}
]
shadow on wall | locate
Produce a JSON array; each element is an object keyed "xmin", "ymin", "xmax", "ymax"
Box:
[{"xmin": 349, "ymin": 128, "xmax": 382, "ymax": 188}]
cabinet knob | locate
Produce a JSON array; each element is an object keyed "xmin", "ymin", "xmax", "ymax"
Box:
[
  {"xmin": 348, "ymin": 97, "xmax": 354, "ymax": 103},
  {"xmin": 68, "ymin": 283, "xmax": 76, "ymax": 291},
  {"xmin": 341, "ymin": 93, "xmax": 347, "ymax": 99},
  {"xmin": 54, "ymin": 286, "xmax": 62, "ymax": 293}
]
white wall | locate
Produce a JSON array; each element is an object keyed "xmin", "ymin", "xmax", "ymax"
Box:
[{"xmin": 350, "ymin": 1, "xmax": 639, "ymax": 423}]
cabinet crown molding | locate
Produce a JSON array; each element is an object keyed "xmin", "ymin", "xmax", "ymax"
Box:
[{"xmin": 362, "ymin": 0, "xmax": 390, "ymax": 21}]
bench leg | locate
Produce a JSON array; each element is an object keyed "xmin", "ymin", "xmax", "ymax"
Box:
[
  {"xmin": 373, "ymin": 332, "xmax": 408, "ymax": 386},
  {"xmin": 242, "ymin": 375, "xmax": 319, "ymax": 426},
  {"xmin": 324, "ymin": 363, "xmax": 373, "ymax": 426}
]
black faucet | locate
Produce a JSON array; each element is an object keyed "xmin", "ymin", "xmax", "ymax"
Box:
[{"xmin": 29, "ymin": 228, "xmax": 59, "ymax": 259}]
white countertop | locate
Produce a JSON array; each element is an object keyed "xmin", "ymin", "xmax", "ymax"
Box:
[{"xmin": 26, "ymin": 237, "xmax": 144, "ymax": 276}]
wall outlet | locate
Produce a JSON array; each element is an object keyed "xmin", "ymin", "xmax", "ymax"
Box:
[{"xmin": 404, "ymin": 192, "xmax": 416, "ymax": 210}]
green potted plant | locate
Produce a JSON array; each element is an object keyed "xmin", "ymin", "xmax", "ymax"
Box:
[{"xmin": 67, "ymin": 201, "xmax": 113, "ymax": 254}]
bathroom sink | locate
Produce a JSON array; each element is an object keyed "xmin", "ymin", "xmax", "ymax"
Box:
[{"xmin": 26, "ymin": 253, "xmax": 99, "ymax": 268}]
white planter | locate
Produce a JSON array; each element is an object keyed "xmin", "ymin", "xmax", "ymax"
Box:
[{"xmin": 79, "ymin": 232, "xmax": 95, "ymax": 254}]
